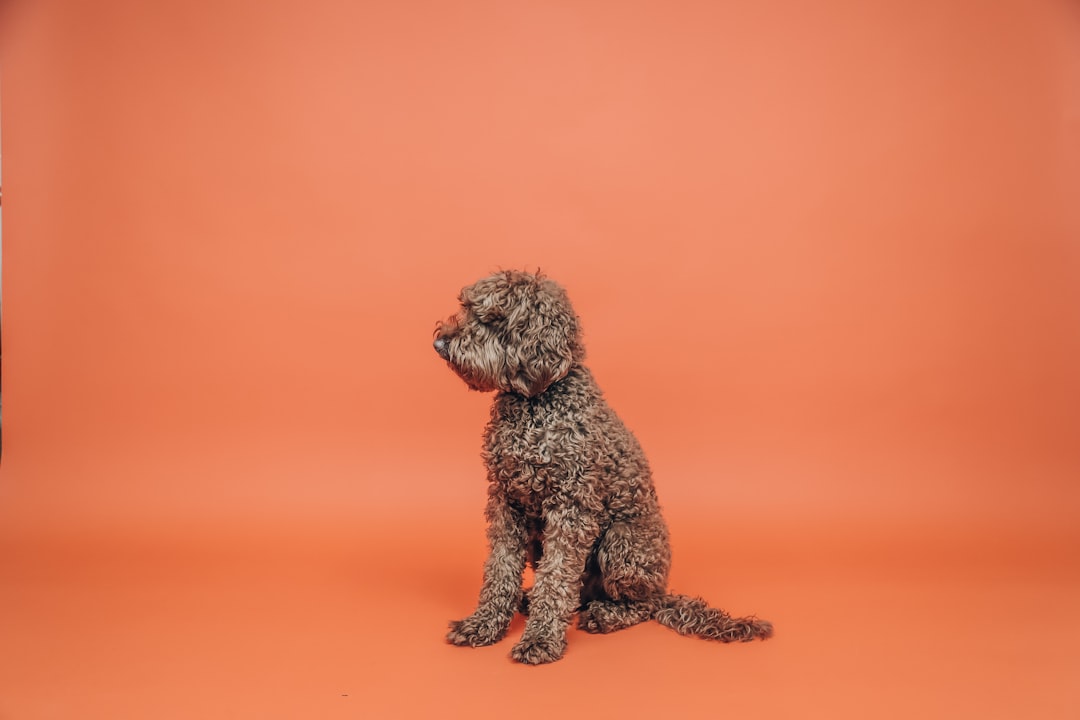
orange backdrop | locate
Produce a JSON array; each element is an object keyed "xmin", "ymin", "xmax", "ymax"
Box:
[{"xmin": 1, "ymin": 0, "xmax": 1078, "ymax": 718}]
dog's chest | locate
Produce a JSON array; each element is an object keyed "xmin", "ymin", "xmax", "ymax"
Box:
[{"xmin": 483, "ymin": 398, "xmax": 569, "ymax": 512}]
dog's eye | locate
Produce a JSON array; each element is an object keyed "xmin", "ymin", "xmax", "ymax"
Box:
[
  {"xmin": 459, "ymin": 289, "xmax": 503, "ymax": 324},
  {"xmin": 474, "ymin": 305, "xmax": 504, "ymax": 325}
]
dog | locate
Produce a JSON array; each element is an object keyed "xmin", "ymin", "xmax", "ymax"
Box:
[{"xmin": 434, "ymin": 270, "xmax": 772, "ymax": 664}]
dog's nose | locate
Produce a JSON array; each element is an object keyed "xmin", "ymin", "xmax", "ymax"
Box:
[{"xmin": 433, "ymin": 336, "xmax": 450, "ymax": 359}]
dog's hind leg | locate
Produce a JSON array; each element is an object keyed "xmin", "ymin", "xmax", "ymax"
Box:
[
  {"xmin": 574, "ymin": 519, "xmax": 671, "ymax": 633},
  {"xmin": 597, "ymin": 519, "xmax": 671, "ymax": 602}
]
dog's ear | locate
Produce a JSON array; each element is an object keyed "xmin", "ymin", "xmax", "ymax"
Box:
[
  {"xmin": 506, "ymin": 280, "xmax": 580, "ymax": 397},
  {"xmin": 508, "ymin": 340, "xmax": 573, "ymax": 397}
]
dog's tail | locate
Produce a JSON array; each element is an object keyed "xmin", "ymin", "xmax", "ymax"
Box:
[{"xmin": 654, "ymin": 594, "xmax": 773, "ymax": 642}]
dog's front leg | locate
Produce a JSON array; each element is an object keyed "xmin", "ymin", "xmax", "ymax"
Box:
[
  {"xmin": 511, "ymin": 501, "xmax": 599, "ymax": 664},
  {"xmin": 447, "ymin": 485, "xmax": 527, "ymax": 648}
]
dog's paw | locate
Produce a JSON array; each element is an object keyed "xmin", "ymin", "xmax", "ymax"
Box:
[
  {"xmin": 576, "ymin": 603, "xmax": 609, "ymax": 634},
  {"xmin": 446, "ymin": 614, "xmax": 508, "ymax": 647},
  {"xmin": 510, "ymin": 633, "xmax": 566, "ymax": 665}
]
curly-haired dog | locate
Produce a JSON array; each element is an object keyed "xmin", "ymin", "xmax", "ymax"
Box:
[{"xmin": 433, "ymin": 270, "xmax": 772, "ymax": 664}]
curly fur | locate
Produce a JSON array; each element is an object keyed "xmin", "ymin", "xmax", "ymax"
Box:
[{"xmin": 434, "ymin": 270, "xmax": 772, "ymax": 664}]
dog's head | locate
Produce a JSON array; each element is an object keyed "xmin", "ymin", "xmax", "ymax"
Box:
[{"xmin": 433, "ymin": 270, "xmax": 584, "ymax": 397}]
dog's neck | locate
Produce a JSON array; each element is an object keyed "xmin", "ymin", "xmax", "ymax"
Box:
[{"xmin": 497, "ymin": 364, "xmax": 597, "ymax": 408}]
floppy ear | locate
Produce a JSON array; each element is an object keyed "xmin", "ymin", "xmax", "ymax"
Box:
[
  {"xmin": 508, "ymin": 338, "xmax": 573, "ymax": 397},
  {"xmin": 505, "ymin": 283, "xmax": 580, "ymax": 397}
]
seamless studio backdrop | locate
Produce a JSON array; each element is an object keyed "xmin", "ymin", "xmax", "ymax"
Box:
[{"xmin": 1, "ymin": 1, "xmax": 1078, "ymax": 718}]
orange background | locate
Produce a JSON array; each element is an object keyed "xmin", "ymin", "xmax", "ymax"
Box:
[{"xmin": 2, "ymin": 0, "xmax": 1079, "ymax": 717}]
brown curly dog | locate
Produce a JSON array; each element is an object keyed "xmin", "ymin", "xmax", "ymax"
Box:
[{"xmin": 434, "ymin": 270, "xmax": 772, "ymax": 664}]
